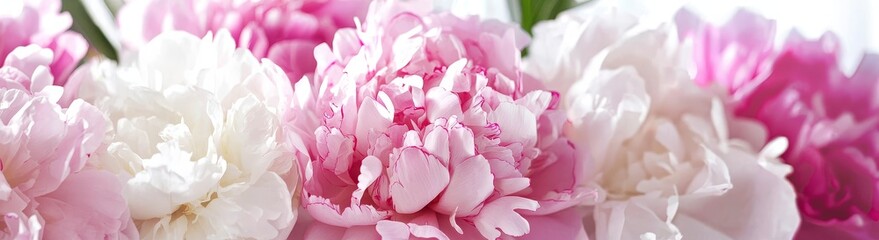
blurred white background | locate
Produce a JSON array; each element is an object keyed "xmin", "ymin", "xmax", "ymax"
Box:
[
  {"xmin": 438, "ymin": 0, "xmax": 879, "ymax": 74},
  {"xmin": 613, "ymin": 0, "xmax": 879, "ymax": 74}
]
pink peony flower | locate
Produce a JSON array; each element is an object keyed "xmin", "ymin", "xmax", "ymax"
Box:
[
  {"xmin": 286, "ymin": 0, "xmax": 592, "ymax": 239},
  {"xmin": 678, "ymin": 9, "xmax": 879, "ymax": 239},
  {"xmin": 674, "ymin": 9, "xmax": 777, "ymax": 95},
  {"xmin": 0, "ymin": 45, "xmax": 137, "ymax": 239},
  {"xmin": 0, "ymin": 0, "xmax": 88, "ymax": 88},
  {"xmin": 117, "ymin": 0, "xmax": 369, "ymax": 82}
]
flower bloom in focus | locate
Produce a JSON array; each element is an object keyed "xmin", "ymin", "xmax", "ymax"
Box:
[
  {"xmin": 0, "ymin": 0, "xmax": 89, "ymax": 104},
  {"xmin": 117, "ymin": 0, "xmax": 369, "ymax": 82},
  {"xmin": 75, "ymin": 30, "xmax": 299, "ymax": 239},
  {"xmin": 287, "ymin": 0, "xmax": 593, "ymax": 239},
  {"xmin": 527, "ymin": 3, "xmax": 800, "ymax": 239},
  {"xmin": 678, "ymin": 8, "xmax": 879, "ymax": 239},
  {"xmin": 0, "ymin": 45, "xmax": 137, "ymax": 239}
]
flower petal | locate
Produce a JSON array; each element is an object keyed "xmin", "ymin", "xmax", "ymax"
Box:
[
  {"xmin": 376, "ymin": 220, "xmax": 451, "ymax": 240},
  {"xmin": 433, "ymin": 155, "xmax": 493, "ymax": 216},
  {"xmin": 389, "ymin": 147, "xmax": 450, "ymax": 214},
  {"xmin": 353, "ymin": 156, "xmax": 383, "ymax": 203},
  {"xmin": 487, "ymin": 102, "xmax": 537, "ymax": 147},
  {"xmin": 305, "ymin": 195, "xmax": 391, "ymax": 228},
  {"xmin": 474, "ymin": 196, "xmax": 539, "ymax": 239}
]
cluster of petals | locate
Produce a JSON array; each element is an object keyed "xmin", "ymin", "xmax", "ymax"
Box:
[
  {"xmin": 117, "ymin": 0, "xmax": 369, "ymax": 82},
  {"xmin": 287, "ymin": 0, "xmax": 592, "ymax": 239},
  {"xmin": 0, "ymin": 0, "xmax": 88, "ymax": 104},
  {"xmin": 75, "ymin": 30, "xmax": 299, "ymax": 239},
  {"xmin": 0, "ymin": 45, "xmax": 137, "ymax": 239},
  {"xmin": 677, "ymin": 8, "xmax": 879, "ymax": 239},
  {"xmin": 526, "ymin": 3, "xmax": 800, "ymax": 239}
]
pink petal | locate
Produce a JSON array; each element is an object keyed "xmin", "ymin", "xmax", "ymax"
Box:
[
  {"xmin": 425, "ymin": 88, "xmax": 463, "ymax": 122},
  {"xmin": 315, "ymin": 127, "xmax": 355, "ymax": 178},
  {"xmin": 391, "ymin": 35, "xmax": 424, "ymax": 70},
  {"xmin": 389, "ymin": 147, "xmax": 450, "ymax": 214},
  {"xmin": 515, "ymin": 90, "xmax": 554, "ymax": 117},
  {"xmin": 423, "ymin": 123, "xmax": 451, "ymax": 165},
  {"xmin": 238, "ymin": 23, "xmax": 269, "ymax": 57},
  {"xmin": 527, "ymin": 140, "xmax": 592, "ymax": 215},
  {"xmin": 487, "ymin": 102, "xmax": 537, "ymax": 147},
  {"xmin": 495, "ymin": 177, "xmax": 531, "ymax": 196},
  {"xmin": 352, "ymin": 156, "xmax": 383, "ymax": 203},
  {"xmin": 0, "ymin": 172, "xmax": 11, "ymax": 201},
  {"xmin": 332, "ymin": 29, "xmax": 361, "ymax": 63},
  {"xmin": 303, "ymin": 223, "xmax": 346, "ymax": 240},
  {"xmin": 408, "ymin": 222, "xmax": 451, "ymax": 240},
  {"xmin": 300, "ymin": 221, "xmax": 380, "ymax": 240},
  {"xmin": 433, "ymin": 155, "xmax": 493, "ymax": 216},
  {"xmin": 519, "ymin": 207, "xmax": 589, "ymax": 240},
  {"xmin": 376, "ymin": 220, "xmax": 451, "ymax": 240},
  {"xmin": 305, "ymin": 195, "xmax": 391, "ymax": 227},
  {"xmin": 313, "ymin": 43, "xmax": 336, "ymax": 75},
  {"xmin": 47, "ymin": 32, "xmax": 87, "ymax": 85},
  {"xmin": 2, "ymin": 213, "xmax": 41, "ymax": 240},
  {"xmin": 4, "ymin": 45, "xmax": 53, "ymax": 80},
  {"xmin": 474, "ymin": 196, "xmax": 539, "ymax": 239},
  {"xmin": 355, "ymin": 96, "xmax": 394, "ymax": 154},
  {"xmin": 445, "ymin": 118, "xmax": 476, "ymax": 166},
  {"xmin": 266, "ymin": 40, "xmax": 318, "ymax": 83},
  {"xmin": 435, "ymin": 213, "xmax": 489, "ymax": 240},
  {"xmin": 375, "ymin": 220, "xmax": 410, "ymax": 240},
  {"xmin": 439, "ymin": 59, "xmax": 470, "ymax": 92},
  {"xmin": 38, "ymin": 170, "xmax": 137, "ymax": 239},
  {"xmin": 340, "ymin": 226, "xmax": 382, "ymax": 240}
]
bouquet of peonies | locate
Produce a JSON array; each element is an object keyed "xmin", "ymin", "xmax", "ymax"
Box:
[{"xmin": 0, "ymin": 0, "xmax": 876, "ymax": 239}]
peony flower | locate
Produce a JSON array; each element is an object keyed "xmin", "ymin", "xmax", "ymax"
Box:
[
  {"xmin": 674, "ymin": 9, "xmax": 777, "ymax": 95},
  {"xmin": 286, "ymin": 0, "xmax": 592, "ymax": 239},
  {"xmin": 677, "ymin": 9, "xmax": 879, "ymax": 239},
  {"xmin": 117, "ymin": 0, "xmax": 369, "ymax": 83},
  {"xmin": 0, "ymin": 0, "xmax": 88, "ymax": 90},
  {"xmin": 0, "ymin": 45, "xmax": 137, "ymax": 239},
  {"xmin": 526, "ymin": 3, "xmax": 800, "ymax": 239},
  {"xmin": 75, "ymin": 30, "xmax": 299, "ymax": 239}
]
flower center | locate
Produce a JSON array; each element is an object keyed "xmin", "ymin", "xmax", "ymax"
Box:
[
  {"xmin": 601, "ymin": 116, "xmax": 703, "ymax": 200},
  {"xmin": 170, "ymin": 192, "xmax": 219, "ymax": 221}
]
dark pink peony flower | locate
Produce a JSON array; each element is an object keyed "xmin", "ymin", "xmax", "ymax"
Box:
[
  {"xmin": 117, "ymin": 0, "xmax": 369, "ymax": 82},
  {"xmin": 678, "ymin": 9, "xmax": 879, "ymax": 239},
  {"xmin": 285, "ymin": 0, "xmax": 592, "ymax": 239}
]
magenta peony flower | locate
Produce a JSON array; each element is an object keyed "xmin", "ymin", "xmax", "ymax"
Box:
[
  {"xmin": 0, "ymin": 45, "xmax": 138, "ymax": 239},
  {"xmin": 286, "ymin": 0, "xmax": 592, "ymax": 239},
  {"xmin": 678, "ymin": 9, "xmax": 879, "ymax": 239},
  {"xmin": 117, "ymin": 0, "xmax": 369, "ymax": 83},
  {"xmin": 0, "ymin": 0, "xmax": 88, "ymax": 88}
]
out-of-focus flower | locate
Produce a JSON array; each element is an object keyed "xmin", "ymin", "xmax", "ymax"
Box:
[
  {"xmin": 0, "ymin": 45, "xmax": 137, "ymax": 239},
  {"xmin": 75, "ymin": 30, "xmax": 299, "ymax": 239},
  {"xmin": 674, "ymin": 9, "xmax": 777, "ymax": 95},
  {"xmin": 678, "ymin": 8, "xmax": 879, "ymax": 239},
  {"xmin": 0, "ymin": 0, "xmax": 87, "ymax": 88},
  {"xmin": 527, "ymin": 3, "xmax": 800, "ymax": 239},
  {"xmin": 286, "ymin": 0, "xmax": 592, "ymax": 239},
  {"xmin": 117, "ymin": 0, "xmax": 369, "ymax": 82}
]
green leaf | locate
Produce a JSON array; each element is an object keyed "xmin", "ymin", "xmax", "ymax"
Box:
[
  {"xmin": 62, "ymin": 0, "xmax": 119, "ymax": 61},
  {"xmin": 513, "ymin": 0, "xmax": 579, "ymax": 56},
  {"xmin": 516, "ymin": 0, "xmax": 576, "ymax": 35}
]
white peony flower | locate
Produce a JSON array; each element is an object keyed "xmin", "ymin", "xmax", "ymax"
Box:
[
  {"xmin": 526, "ymin": 3, "xmax": 800, "ymax": 240},
  {"xmin": 74, "ymin": 30, "xmax": 298, "ymax": 239}
]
